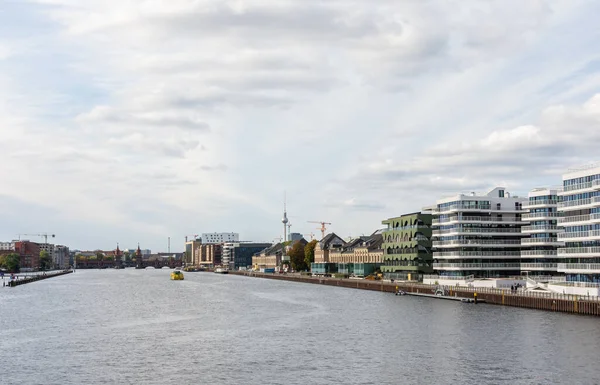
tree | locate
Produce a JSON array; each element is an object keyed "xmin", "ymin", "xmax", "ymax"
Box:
[
  {"xmin": 4, "ymin": 253, "xmax": 20, "ymax": 273},
  {"xmin": 96, "ymin": 252, "xmax": 104, "ymax": 261},
  {"xmin": 304, "ymin": 239, "xmax": 318, "ymax": 269},
  {"xmin": 39, "ymin": 250, "xmax": 52, "ymax": 271},
  {"xmin": 288, "ymin": 241, "xmax": 307, "ymax": 271}
]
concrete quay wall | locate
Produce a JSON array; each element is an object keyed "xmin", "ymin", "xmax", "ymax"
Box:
[
  {"xmin": 5, "ymin": 270, "xmax": 73, "ymax": 287},
  {"xmin": 230, "ymin": 271, "xmax": 600, "ymax": 317}
]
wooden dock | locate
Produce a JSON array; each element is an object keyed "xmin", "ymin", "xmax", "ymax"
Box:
[{"xmin": 402, "ymin": 292, "xmax": 486, "ymax": 303}]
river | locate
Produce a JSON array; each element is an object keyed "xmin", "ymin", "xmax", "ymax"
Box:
[{"xmin": 1, "ymin": 269, "xmax": 599, "ymax": 384}]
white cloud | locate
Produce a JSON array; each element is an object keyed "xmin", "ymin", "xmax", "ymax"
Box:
[{"xmin": 1, "ymin": 0, "xmax": 600, "ymax": 248}]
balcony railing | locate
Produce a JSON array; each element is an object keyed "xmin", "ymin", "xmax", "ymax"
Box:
[
  {"xmin": 557, "ymin": 263, "xmax": 600, "ymax": 272},
  {"xmin": 523, "ymin": 199, "xmax": 559, "ymax": 207},
  {"xmin": 520, "ymin": 250, "xmax": 558, "ymax": 256},
  {"xmin": 521, "ymin": 263, "xmax": 558, "ymax": 270},
  {"xmin": 433, "ymin": 228, "xmax": 523, "ymax": 235},
  {"xmin": 522, "ymin": 212, "xmax": 561, "ymax": 220},
  {"xmin": 558, "ymin": 214, "xmax": 591, "ymax": 224},
  {"xmin": 433, "ymin": 263, "xmax": 521, "ymax": 270},
  {"xmin": 557, "ymin": 247, "xmax": 600, "ymax": 257},
  {"xmin": 521, "ymin": 238, "xmax": 561, "ymax": 245},
  {"xmin": 521, "ymin": 225, "xmax": 560, "ymax": 232},
  {"xmin": 561, "ymin": 181, "xmax": 594, "ymax": 193},
  {"xmin": 557, "ymin": 230, "xmax": 600, "ymax": 240},
  {"xmin": 433, "ymin": 216, "xmax": 521, "ymax": 225},
  {"xmin": 434, "ymin": 251, "xmax": 521, "ymax": 258},
  {"xmin": 432, "ymin": 204, "xmax": 492, "ymax": 213},
  {"xmin": 433, "ymin": 239, "xmax": 522, "ymax": 247},
  {"xmin": 558, "ymin": 196, "xmax": 600, "ymax": 209}
]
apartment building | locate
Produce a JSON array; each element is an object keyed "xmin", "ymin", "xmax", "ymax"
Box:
[
  {"xmin": 202, "ymin": 233, "xmax": 239, "ymax": 244},
  {"xmin": 381, "ymin": 212, "xmax": 433, "ymax": 279},
  {"xmin": 557, "ymin": 164, "xmax": 600, "ymax": 283},
  {"xmin": 521, "ymin": 188, "xmax": 563, "ymax": 278},
  {"xmin": 430, "ymin": 187, "xmax": 527, "ymax": 278}
]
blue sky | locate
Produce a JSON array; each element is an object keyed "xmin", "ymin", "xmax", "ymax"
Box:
[{"xmin": 2, "ymin": 0, "xmax": 600, "ymax": 252}]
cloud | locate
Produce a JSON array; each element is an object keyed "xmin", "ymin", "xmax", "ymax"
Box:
[{"xmin": 1, "ymin": 0, "xmax": 600, "ymax": 249}]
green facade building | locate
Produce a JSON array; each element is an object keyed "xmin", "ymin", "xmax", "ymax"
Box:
[{"xmin": 381, "ymin": 212, "xmax": 433, "ymax": 280}]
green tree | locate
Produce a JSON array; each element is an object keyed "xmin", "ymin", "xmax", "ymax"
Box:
[
  {"xmin": 39, "ymin": 250, "xmax": 52, "ymax": 271},
  {"xmin": 0, "ymin": 254, "xmax": 5, "ymax": 268},
  {"xmin": 4, "ymin": 253, "xmax": 20, "ymax": 272},
  {"xmin": 96, "ymin": 252, "xmax": 104, "ymax": 261},
  {"xmin": 304, "ymin": 239, "xmax": 318, "ymax": 269},
  {"xmin": 288, "ymin": 241, "xmax": 307, "ymax": 271}
]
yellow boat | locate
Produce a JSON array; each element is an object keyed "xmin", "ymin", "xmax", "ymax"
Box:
[{"xmin": 170, "ymin": 270, "xmax": 184, "ymax": 280}]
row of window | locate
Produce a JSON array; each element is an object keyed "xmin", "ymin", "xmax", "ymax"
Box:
[{"xmin": 564, "ymin": 174, "xmax": 600, "ymax": 186}]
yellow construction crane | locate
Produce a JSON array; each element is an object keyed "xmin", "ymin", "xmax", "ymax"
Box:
[
  {"xmin": 18, "ymin": 233, "xmax": 55, "ymax": 243},
  {"xmin": 307, "ymin": 221, "xmax": 331, "ymax": 240}
]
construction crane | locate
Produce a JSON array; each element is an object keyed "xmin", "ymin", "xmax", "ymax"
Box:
[
  {"xmin": 18, "ymin": 233, "xmax": 55, "ymax": 243},
  {"xmin": 307, "ymin": 221, "xmax": 331, "ymax": 240},
  {"xmin": 184, "ymin": 234, "xmax": 199, "ymax": 242},
  {"xmin": 303, "ymin": 233, "xmax": 315, "ymax": 241}
]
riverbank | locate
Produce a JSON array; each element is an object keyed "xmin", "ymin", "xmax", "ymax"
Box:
[
  {"xmin": 3, "ymin": 269, "xmax": 73, "ymax": 287},
  {"xmin": 230, "ymin": 271, "xmax": 600, "ymax": 316}
]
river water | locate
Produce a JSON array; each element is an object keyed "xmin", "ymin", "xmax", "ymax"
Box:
[{"xmin": 1, "ymin": 269, "xmax": 600, "ymax": 385}]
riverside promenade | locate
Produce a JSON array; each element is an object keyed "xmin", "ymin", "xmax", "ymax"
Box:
[
  {"xmin": 3, "ymin": 269, "xmax": 73, "ymax": 287},
  {"xmin": 231, "ymin": 271, "xmax": 600, "ymax": 317}
]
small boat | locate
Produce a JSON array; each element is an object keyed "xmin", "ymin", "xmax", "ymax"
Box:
[
  {"xmin": 396, "ymin": 290, "xmax": 407, "ymax": 296},
  {"xmin": 170, "ymin": 270, "xmax": 184, "ymax": 280},
  {"xmin": 214, "ymin": 267, "xmax": 229, "ymax": 274}
]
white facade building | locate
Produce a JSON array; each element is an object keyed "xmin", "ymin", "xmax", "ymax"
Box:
[
  {"xmin": 557, "ymin": 164, "xmax": 600, "ymax": 283},
  {"xmin": 0, "ymin": 241, "xmax": 16, "ymax": 251},
  {"xmin": 521, "ymin": 188, "xmax": 563, "ymax": 277},
  {"xmin": 53, "ymin": 245, "xmax": 70, "ymax": 269},
  {"xmin": 202, "ymin": 233, "xmax": 239, "ymax": 244},
  {"xmin": 221, "ymin": 242, "xmax": 238, "ymax": 266},
  {"xmin": 430, "ymin": 187, "xmax": 527, "ymax": 278}
]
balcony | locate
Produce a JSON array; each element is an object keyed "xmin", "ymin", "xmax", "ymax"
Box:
[
  {"xmin": 557, "ymin": 246, "xmax": 600, "ymax": 258},
  {"xmin": 433, "ymin": 263, "xmax": 521, "ymax": 270},
  {"xmin": 559, "ymin": 181, "xmax": 595, "ymax": 194},
  {"xmin": 557, "ymin": 229, "xmax": 600, "ymax": 241},
  {"xmin": 523, "ymin": 199, "xmax": 559, "ymax": 209},
  {"xmin": 520, "ymin": 263, "xmax": 558, "ymax": 271},
  {"xmin": 522, "ymin": 212, "xmax": 561, "ymax": 220},
  {"xmin": 558, "ymin": 214, "xmax": 591, "ymax": 225},
  {"xmin": 521, "ymin": 225, "xmax": 560, "ymax": 233},
  {"xmin": 432, "ymin": 204, "xmax": 492, "ymax": 214},
  {"xmin": 521, "ymin": 238, "xmax": 563, "ymax": 246},
  {"xmin": 557, "ymin": 263, "xmax": 600, "ymax": 273},
  {"xmin": 520, "ymin": 250, "xmax": 558, "ymax": 257},
  {"xmin": 433, "ymin": 239, "xmax": 522, "ymax": 248},
  {"xmin": 432, "ymin": 228, "xmax": 524, "ymax": 236},
  {"xmin": 432, "ymin": 216, "xmax": 522, "ymax": 225},
  {"xmin": 558, "ymin": 196, "xmax": 600, "ymax": 210},
  {"xmin": 434, "ymin": 251, "xmax": 521, "ymax": 259}
]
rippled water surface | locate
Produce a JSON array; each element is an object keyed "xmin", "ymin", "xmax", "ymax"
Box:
[{"xmin": 2, "ymin": 269, "xmax": 600, "ymax": 384}]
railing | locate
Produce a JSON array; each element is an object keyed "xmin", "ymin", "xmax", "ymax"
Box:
[
  {"xmin": 520, "ymin": 263, "xmax": 558, "ymax": 270},
  {"xmin": 423, "ymin": 274, "xmax": 474, "ymax": 281},
  {"xmin": 522, "ymin": 212, "xmax": 561, "ymax": 219},
  {"xmin": 384, "ymin": 225, "xmax": 430, "ymax": 232},
  {"xmin": 558, "ymin": 229, "xmax": 600, "ymax": 239},
  {"xmin": 434, "ymin": 251, "xmax": 521, "ymax": 258},
  {"xmin": 520, "ymin": 250, "xmax": 558, "ymax": 256},
  {"xmin": 521, "ymin": 238, "xmax": 561, "ymax": 244},
  {"xmin": 434, "ymin": 263, "xmax": 521, "ymax": 269},
  {"xmin": 562, "ymin": 181, "xmax": 594, "ymax": 192},
  {"xmin": 523, "ymin": 199, "xmax": 559, "ymax": 207},
  {"xmin": 432, "ymin": 204, "xmax": 492, "ymax": 213},
  {"xmin": 433, "ymin": 228, "xmax": 523, "ymax": 235},
  {"xmin": 433, "ymin": 239, "xmax": 522, "ymax": 247},
  {"xmin": 558, "ymin": 246, "xmax": 600, "ymax": 256},
  {"xmin": 433, "ymin": 216, "xmax": 522, "ymax": 224},
  {"xmin": 557, "ymin": 263, "xmax": 600, "ymax": 272},
  {"xmin": 521, "ymin": 225, "xmax": 560, "ymax": 232},
  {"xmin": 558, "ymin": 197, "xmax": 600, "ymax": 208},
  {"xmin": 558, "ymin": 214, "xmax": 591, "ymax": 224}
]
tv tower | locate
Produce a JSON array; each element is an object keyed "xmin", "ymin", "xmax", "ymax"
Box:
[{"xmin": 282, "ymin": 191, "xmax": 289, "ymax": 243}]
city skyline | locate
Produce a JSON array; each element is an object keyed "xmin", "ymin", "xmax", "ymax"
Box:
[{"xmin": 2, "ymin": 1, "xmax": 600, "ymax": 251}]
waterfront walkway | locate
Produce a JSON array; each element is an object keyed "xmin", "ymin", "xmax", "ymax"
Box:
[
  {"xmin": 2, "ymin": 270, "xmax": 73, "ymax": 287},
  {"xmin": 232, "ymin": 271, "xmax": 600, "ymax": 316}
]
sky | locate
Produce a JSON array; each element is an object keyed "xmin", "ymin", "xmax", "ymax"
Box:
[{"xmin": 1, "ymin": 0, "xmax": 600, "ymax": 252}]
